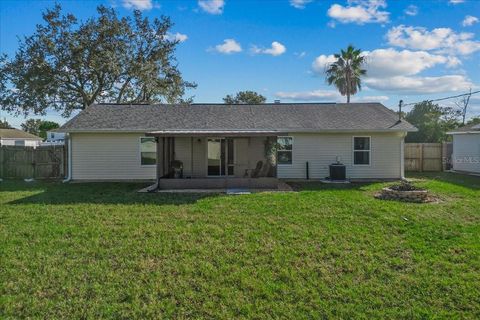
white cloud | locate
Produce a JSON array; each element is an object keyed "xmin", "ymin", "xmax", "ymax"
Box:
[
  {"xmin": 445, "ymin": 56, "xmax": 462, "ymax": 68},
  {"xmin": 295, "ymin": 51, "xmax": 307, "ymax": 58},
  {"xmin": 290, "ymin": 0, "xmax": 312, "ymax": 9},
  {"xmin": 275, "ymin": 89, "xmax": 341, "ymax": 101},
  {"xmin": 353, "ymin": 95, "xmax": 389, "ymax": 102},
  {"xmin": 311, "ymin": 48, "xmax": 470, "ymax": 94},
  {"xmin": 313, "ymin": 48, "xmax": 461, "ymax": 77},
  {"xmin": 462, "ymin": 15, "xmax": 479, "ymax": 27},
  {"xmin": 363, "ymin": 49, "xmax": 460, "ymax": 78},
  {"xmin": 311, "ymin": 54, "xmax": 338, "ymax": 73},
  {"xmin": 274, "ymin": 89, "xmax": 389, "ymax": 102},
  {"xmin": 165, "ymin": 32, "xmax": 188, "ymax": 43},
  {"xmin": 449, "ymin": 0, "xmax": 464, "ymax": 4},
  {"xmin": 404, "ymin": 5, "xmax": 418, "ymax": 16},
  {"xmin": 364, "ymin": 75, "xmax": 473, "ymax": 94},
  {"xmin": 122, "ymin": 0, "xmax": 153, "ymax": 10},
  {"xmin": 198, "ymin": 0, "xmax": 224, "ymax": 14},
  {"xmin": 386, "ymin": 25, "xmax": 480, "ymax": 55},
  {"xmin": 251, "ymin": 41, "xmax": 286, "ymax": 56},
  {"xmin": 213, "ymin": 39, "xmax": 242, "ymax": 54},
  {"xmin": 327, "ymin": 0, "xmax": 390, "ymax": 25}
]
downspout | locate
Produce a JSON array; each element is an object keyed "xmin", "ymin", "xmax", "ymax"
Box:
[
  {"xmin": 62, "ymin": 133, "xmax": 72, "ymax": 183},
  {"xmin": 400, "ymin": 132, "xmax": 406, "ymax": 180}
]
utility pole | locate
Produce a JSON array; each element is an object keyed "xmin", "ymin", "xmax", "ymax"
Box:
[
  {"xmin": 462, "ymin": 88, "xmax": 472, "ymax": 125},
  {"xmin": 398, "ymin": 100, "xmax": 403, "ymax": 121}
]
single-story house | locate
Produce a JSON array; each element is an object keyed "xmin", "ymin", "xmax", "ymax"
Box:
[
  {"xmin": 0, "ymin": 128, "xmax": 42, "ymax": 147},
  {"xmin": 59, "ymin": 103, "xmax": 416, "ymax": 187},
  {"xmin": 46, "ymin": 131, "xmax": 66, "ymax": 143},
  {"xmin": 448, "ymin": 123, "xmax": 480, "ymax": 174}
]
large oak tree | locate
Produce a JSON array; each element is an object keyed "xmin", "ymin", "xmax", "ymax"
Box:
[{"xmin": 0, "ymin": 5, "xmax": 195, "ymax": 117}]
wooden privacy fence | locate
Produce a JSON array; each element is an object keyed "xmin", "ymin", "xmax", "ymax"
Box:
[
  {"xmin": 0, "ymin": 145, "xmax": 66, "ymax": 179},
  {"xmin": 404, "ymin": 142, "xmax": 452, "ymax": 172}
]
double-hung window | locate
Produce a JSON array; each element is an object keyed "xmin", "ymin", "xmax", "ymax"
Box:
[
  {"xmin": 140, "ymin": 137, "xmax": 157, "ymax": 165},
  {"xmin": 277, "ymin": 136, "xmax": 293, "ymax": 165},
  {"xmin": 353, "ymin": 136, "xmax": 370, "ymax": 165}
]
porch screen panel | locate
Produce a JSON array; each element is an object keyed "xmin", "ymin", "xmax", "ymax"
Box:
[
  {"xmin": 207, "ymin": 139, "xmax": 221, "ymax": 176},
  {"xmin": 227, "ymin": 139, "xmax": 234, "ymax": 176}
]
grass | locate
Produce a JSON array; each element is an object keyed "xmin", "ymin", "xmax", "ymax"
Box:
[{"xmin": 1, "ymin": 172, "xmax": 479, "ymax": 319}]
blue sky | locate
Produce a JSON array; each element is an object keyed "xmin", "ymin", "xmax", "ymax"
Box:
[{"xmin": 1, "ymin": 0, "xmax": 480, "ymax": 128}]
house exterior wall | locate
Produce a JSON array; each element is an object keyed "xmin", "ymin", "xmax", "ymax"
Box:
[
  {"xmin": 452, "ymin": 134, "xmax": 480, "ymax": 173},
  {"xmin": 71, "ymin": 134, "xmax": 268, "ymax": 180},
  {"xmin": 71, "ymin": 133, "xmax": 156, "ymax": 180},
  {"xmin": 70, "ymin": 132, "xmax": 404, "ymax": 180},
  {"xmin": 0, "ymin": 138, "xmax": 41, "ymax": 147},
  {"xmin": 277, "ymin": 132, "xmax": 405, "ymax": 179}
]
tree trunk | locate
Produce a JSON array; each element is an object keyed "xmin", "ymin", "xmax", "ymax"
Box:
[{"xmin": 345, "ymin": 65, "xmax": 351, "ymax": 104}]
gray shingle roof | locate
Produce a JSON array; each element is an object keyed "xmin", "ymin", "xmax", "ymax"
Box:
[
  {"xmin": 60, "ymin": 103, "xmax": 417, "ymax": 133},
  {"xmin": 448, "ymin": 122, "xmax": 480, "ymax": 134},
  {"xmin": 0, "ymin": 128, "xmax": 42, "ymax": 140}
]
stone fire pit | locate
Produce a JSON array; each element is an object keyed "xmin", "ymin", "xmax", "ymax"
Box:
[{"xmin": 376, "ymin": 181, "xmax": 429, "ymax": 203}]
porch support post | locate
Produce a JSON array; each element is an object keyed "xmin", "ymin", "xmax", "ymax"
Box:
[
  {"xmin": 156, "ymin": 137, "xmax": 164, "ymax": 183},
  {"xmin": 272, "ymin": 136, "xmax": 278, "ymax": 178},
  {"xmin": 190, "ymin": 137, "xmax": 194, "ymax": 178},
  {"xmin": 163, "ymin": 137, "xmax": 169, "ymax": 176}
]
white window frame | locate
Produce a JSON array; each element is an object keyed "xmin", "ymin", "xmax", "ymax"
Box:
[
  {"xmin": 139, "ymin": 136, "xmax": 157, "ymax": 166},
  {"xmin": 277, "ymin": 136, "xmax": 293, "ymax": 166},
  {"xmin": 14, "ymin": 140, "xmax": 25, "ymax": 146},
  {"xmin": 352, "ymin": 136, "xmax": 371, "ymax": 166}
]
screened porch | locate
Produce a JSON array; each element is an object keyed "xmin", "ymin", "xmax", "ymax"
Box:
[{"xmin": 142, "ymin": 131, "xmax": 292, "ymax": 190}]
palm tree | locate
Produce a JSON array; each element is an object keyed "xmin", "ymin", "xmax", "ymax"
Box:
[{"xmin": 325, "ymin": 45, "xmax": 366, "ymax": 103}]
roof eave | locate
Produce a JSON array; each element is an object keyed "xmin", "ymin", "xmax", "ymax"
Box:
[
  {"xmin": 447, "ymin": 131, "xmax": 480, "ymax": 135},
  {"xmin": 0, "ymin": 137, "xmax": 43, "ymax": 140},
  {"xmin": 60, "ymin": 128, "xmax": 417, "ymax": 134}
]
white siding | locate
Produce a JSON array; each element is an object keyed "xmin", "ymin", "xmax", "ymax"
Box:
[
  {"xmin": 71, "ymin": 133, "xmax": 156, "ymax": 180},
  {"xmin": 452, "ymin": 134, "xmax": 480, "ymax": 173},
  {"xmin": 277, "ymin": 132, "xmax": 404, "ymax": 179}
]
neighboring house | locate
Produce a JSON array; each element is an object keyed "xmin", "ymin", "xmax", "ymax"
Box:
[
  {"xmin": 46, "ymin": 131, "xmax": 66, "ymax": 143},
  {"xmin": 448, "ymin": 123, "xmax": 480, "ymax": 174},
  {"xmin": 42, "ymin": 131, "xmax": 66, "ymax": 146},
  {"xmin": 0, "ymin": 128, "xmax": 42, "ymax": 147},
  {"xmin": 59, "ymin": 103, "xmax": 417, "ymax": 185}
]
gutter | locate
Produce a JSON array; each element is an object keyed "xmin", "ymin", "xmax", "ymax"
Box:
[
  {"xmin": 60, "ymin": 128, "xmax": 419, "ymax": 134},
  {"xmin": 447, "ymin": 131, "xmax": 480, "ymax": 135},
  {"xmin": 62, "ymin": 133, "xmax": 72, "ymax": 183}
]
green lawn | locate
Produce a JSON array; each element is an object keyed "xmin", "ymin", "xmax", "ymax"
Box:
[{"xmin": 1, "ymin": 173, "xmax": 479, "ymax": 319}]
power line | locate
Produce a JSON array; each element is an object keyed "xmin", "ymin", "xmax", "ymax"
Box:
[{"xmin": 403, "ymin": 89, "xmax": 480, "ymax": 107}]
